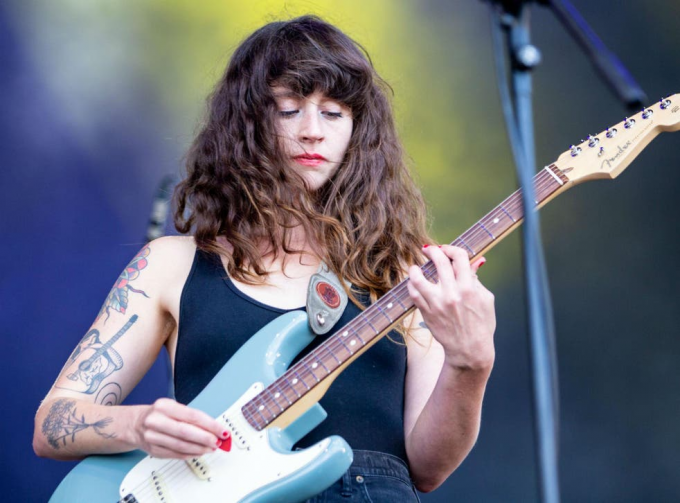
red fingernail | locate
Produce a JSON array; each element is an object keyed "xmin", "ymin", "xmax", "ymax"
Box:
[
  {"xmin": 423, "ymin": 244, "xmax": 429, "ymax": 248},
  {"xmin": 219, "ymin": 435, "xmax": 232, "ymax": 452},
  {"xmin": 223, "ymin": 431, "xmax": 230, "ymax": 438},
  {"xmin": 478, "ymin": 258, "xmax": 487, "ymax": 268}
]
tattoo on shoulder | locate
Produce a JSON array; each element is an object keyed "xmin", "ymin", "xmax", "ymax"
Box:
[
  {"xmin": 56, "ymin": 315, "xmax": 138, "ymax": 397},
  {"xmin": 41, "ymin": 398, "xmax": 116, "ymax": 450},
  {"xmin": 97, "ymin": 245, "xmax": 151, "ymax": 322}
]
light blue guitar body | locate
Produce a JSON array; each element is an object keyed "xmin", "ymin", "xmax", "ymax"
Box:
[{"xmin": 50, "ymin": 311, "xmax": 353, "ymax": 502}]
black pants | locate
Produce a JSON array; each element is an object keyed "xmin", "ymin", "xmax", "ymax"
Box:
[{"xmin": 305, "ymin": 450, "xmax": 421, "ymax": 502}]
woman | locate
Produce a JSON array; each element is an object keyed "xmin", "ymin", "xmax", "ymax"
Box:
[{"xmin": 34, "ymin": 15, "xmax": 496, "ymax": 501}]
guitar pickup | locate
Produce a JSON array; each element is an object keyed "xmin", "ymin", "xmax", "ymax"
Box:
[{"xmin": 185, "ymin": 457, "xmax": 211, "ymax": 481}]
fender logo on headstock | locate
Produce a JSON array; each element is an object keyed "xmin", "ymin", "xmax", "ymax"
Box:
[
  {"xmin": 600, "ymin": 140, "xmax": 632, "ymax": 170},
  {"xmin": 672, "ymin": 105, "xmax": 679, "ymax": 113},
  {"xmin": 600, "ymin": 121, "xmax": 653, "ymax": 170}
]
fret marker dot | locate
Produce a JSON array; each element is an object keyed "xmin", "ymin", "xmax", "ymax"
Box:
[
  {"xmin": 387, "ymin": 303, "xmax": 393, "ymax": 309},
  {"xmin": 312, "ymin": 363, "xmax": 318, "ymax": 369},
  {"xmin": 350, "ymin": 340, "xmax": 357, "ymax": 346},
  {"xmin": 292, "ymin": 378, "xmax": 298, "ymax": 384},
  {"xmin": 259, "ymin": 405, "xmax": 264, "ymax": 411},
  {"xmin": 343, "ymin": 331, "xmax": 349, "ymax": 337},
  {"xmin": 274, "ymin": 392, "xmax": 280, "ymax": 398},
  {"xmin": 493, "ymin": 218, "xmax": 499, "ymax": 224}
]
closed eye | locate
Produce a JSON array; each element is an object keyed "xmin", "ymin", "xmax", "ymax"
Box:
[
  {"xmin": 278, "ymin": 110, "xmax": 299, "ymax": 118},
  {"xmin": 323, "ymin": 111, "xmax": 343, "ymax": 119}
]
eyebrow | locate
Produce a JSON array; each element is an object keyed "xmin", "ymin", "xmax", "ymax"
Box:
[{"xmin": 272, "ymin": 90, "xmax": 300, "ymax": 99}]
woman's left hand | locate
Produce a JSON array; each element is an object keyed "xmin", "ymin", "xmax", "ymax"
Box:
[{"xmin": 407, "ymin": 245, "xmax": 496, "ymax": 371}]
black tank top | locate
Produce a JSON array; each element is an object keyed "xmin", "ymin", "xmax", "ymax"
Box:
[{"xmin": 174, "ymin": 249, "xmax": 408, "ymax": 461}]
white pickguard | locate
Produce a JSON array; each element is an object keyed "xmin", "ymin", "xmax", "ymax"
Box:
[{"xmin": 119, "ymin": 383, "xmax": 330, "ymax": 502}]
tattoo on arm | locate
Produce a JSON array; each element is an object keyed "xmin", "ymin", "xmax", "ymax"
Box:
[
  {"xmin": 56, "ymin": 315, "xmax": 138, "ymax": 397},
  {"xmin": 41, "ymin": 399, "xmax": 116, "ymax": 450},
  {"xmin": 419, "ymin": 321, "xmax": 429, "ymax": 330},
  {"xmin": 95, "ymin": 383, "xmax": 123, "ymax": 406},
  {"xmin": 97, "ymin": 245, "xmax": 151, "ymax": 322}
]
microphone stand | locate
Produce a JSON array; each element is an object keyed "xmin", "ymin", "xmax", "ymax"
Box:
[{"xmin": 480, "ymin": 1, "xmax": 646, "ymax": 502}]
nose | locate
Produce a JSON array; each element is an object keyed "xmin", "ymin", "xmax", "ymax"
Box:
[{"xmin": 298, "ymin": 111, "xmax": 324, "ymax": 144}]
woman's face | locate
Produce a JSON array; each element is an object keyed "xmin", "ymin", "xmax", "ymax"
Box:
[{"xmin": 273, "ymin": 87, "xmax": 353, "ymax": 190}]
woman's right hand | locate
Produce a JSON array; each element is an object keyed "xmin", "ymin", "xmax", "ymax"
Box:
[{"xmin": 133, "ymin": 398, "xmax": 230, "ymax": 459}]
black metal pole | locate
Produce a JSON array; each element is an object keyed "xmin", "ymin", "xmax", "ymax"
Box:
[
  {"xmin": 487, "ymin": 4, "xmax": 561, "ymax": 502},
  {"xmin": 546, "ymin": 0, "xmax": 647, "ymax": 111}
]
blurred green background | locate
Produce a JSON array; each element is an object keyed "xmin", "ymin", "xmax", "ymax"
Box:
[{"xmin": 2, "ymin": 1, "xmax": 678, "ymax": 501}]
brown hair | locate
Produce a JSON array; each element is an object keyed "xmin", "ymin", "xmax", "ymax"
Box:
[{"xmin": 174, "ymin": 15, "xmax": 431, "ymax": 304}]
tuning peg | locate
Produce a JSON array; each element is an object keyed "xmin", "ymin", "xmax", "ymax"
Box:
[
  {"xmin": 587, "ymin": 135, "xmax": 600, "ymax": 148},
  {"xmin": 660, "ymin": 97, "xmax": 672, "ymax": 110},
  {"xmin": 624, "ymin": 117, "xmax": 636, "ymax": 129},
  {"xmin": 642, "ymin": 108, "xmax": 654, "ymax": 119},
  {"xmin": 570, "ymin": 145, "xmax": 582, "ymax": 157},
  {"xmin": 606, "ymin": 128, "xmax": 617, "ymax": 138}
]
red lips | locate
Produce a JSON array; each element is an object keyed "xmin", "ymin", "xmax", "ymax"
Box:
[
  {"xmin": 293, "ymin": 153, "xmax": 327, "ymax": 161},
  {"xmin": 293, "ymin": 153, "xmax": 327, "ymax": 166}
]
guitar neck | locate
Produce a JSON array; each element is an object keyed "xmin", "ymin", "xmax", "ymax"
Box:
[
  {"xmin": 241, "ymin": 165, "xmax": 571, "ymax": 430},
  {"xmin": 242, "ymin": 93, "xmax": 680, "ymax": 430}
]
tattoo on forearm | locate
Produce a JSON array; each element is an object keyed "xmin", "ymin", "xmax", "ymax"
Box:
[
  {"xmin": 97, "ymin": 245, "xmax": 150, "ymax": 322},
  {"xmin": 42, "ymin": 398, "xmax": 116, "ymax": 450},
  {"xmin": 419, "ymin": 321, "xmax": 429, "ymax": 330},
  {"xmin": 95, "ymin": 383, "xmax": 122, "ymax": 406},
  {"xmin": 56, "ymin": 315, "xmax": 138, "ymax": 395}
]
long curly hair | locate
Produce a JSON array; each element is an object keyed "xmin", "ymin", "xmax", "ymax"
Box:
[{"xmin": 174, "ymin": 15, "xmax": 432, "ymax": 304}]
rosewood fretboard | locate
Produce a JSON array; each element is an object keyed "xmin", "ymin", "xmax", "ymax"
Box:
[{"xmin": 241, "ymin": 164, "xmax": 570, "ymax": 430}]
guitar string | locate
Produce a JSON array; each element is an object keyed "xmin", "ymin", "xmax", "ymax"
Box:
[
  {"xmin": 122, "ymin": 169, "xmax": 562, "ymax": 499},
  {"xmin": 125, "ymin": 444, "xmax": 228, "ymax": 500},
  {"xmin": 243, "ymin": 169, "xmax": 562, "ymax": 424},
  {"xmin": 244, "ymin": 170, "xmax": 561, "ymax": 424}
]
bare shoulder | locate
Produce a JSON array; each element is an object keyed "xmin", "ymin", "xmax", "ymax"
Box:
[
  {"xmin": 145, "ymin": 236, "xmax": 196, "ymax": 274},
  {"xmin": 141, "ymin": 236, "xmax": 197, "ymax": 309},
  {"xmin": 146, "ymin": 235, "xmax": 196, "ymax": 261}
]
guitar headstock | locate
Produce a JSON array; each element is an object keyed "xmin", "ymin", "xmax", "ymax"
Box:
[{"xmin": 553, "ymin": 93, "xmax": 679, "ymax": 184}]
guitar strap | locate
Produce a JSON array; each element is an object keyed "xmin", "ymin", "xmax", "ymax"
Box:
[{"xmin": 306, "ymin": 262, "xmax": 349, "ymax": 335}]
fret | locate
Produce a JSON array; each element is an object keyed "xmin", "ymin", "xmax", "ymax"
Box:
[
  {"xmin": 283, "ymin": 376, "xmax": 301, "ymax": 398},
  {"xmin": 323, "ymin": 343, "xmax": 342, "ymax": 365},
  {"xmin": 241, "ymin": 405, "xmax": 256, "ymax": 427},
  {"xmin": 254, "ymin": 404, "xmax": 269, "ymax": 424},
  {"xmin": 338, "ymin": 336, "xmax": 354, "ymax": 355},
  {"xmin": 454, "ymin": 238, "xmax": 474, "ymax": 256},
  {"xmin": 498, "ymin": 203, "xmax": 516, "ymax": 222},
  {"xmin": 265, "ymin": 388, "xmax": 284, "ymax": 411},
  {"xmin": 273, "ymin": 382, "xmax": 293, "ymax": 405},
  {"xmin": 362, "ymin": 312, "xmax": 379, "ymax": 334},
  {"xmin": 292, "ymin": 369, "xmax": 310, "ymax": 390},
  {"xmin": 350, "ymin": 326, "xmax": 366, "ymax": 345},
  {"xmin": 388, "ymin": 289, "xmax": 409, "ymax": 312},
  {"xmin": 316, "ymin": 355, "xmax": 331, "ymax": 374},
  {"xmin": 376, "ymin": 304, "xmax": 393, "ymax": 324},
  {"xmin": 302, "ymin": 360, "xmax": 320, "ymax": 382},
  {"xmin": 478, "ymin": 221, "xmax": 495, "ymax": 239}
]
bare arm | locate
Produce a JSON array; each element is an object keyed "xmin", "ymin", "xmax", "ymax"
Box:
[
  {"xmin": 33, "ymin": 237, "xmax": 228, "ymax": 460},
  {"xmin": 403, "ymin": 246, "xmax": 496, "ymax": 492}
]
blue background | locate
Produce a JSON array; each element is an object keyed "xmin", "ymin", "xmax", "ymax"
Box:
[{"xmin": 2, "ymin": 1, "xmax": 679, "ymax": 501}]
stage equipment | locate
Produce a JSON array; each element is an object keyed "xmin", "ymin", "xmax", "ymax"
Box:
[{"xmin": 481, "ymin": 1, "xmax": 647, "ymax": 502}]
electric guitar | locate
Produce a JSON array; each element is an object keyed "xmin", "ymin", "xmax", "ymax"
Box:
[{"xmin": 50, "ymin": 95, "xmax": 680, "ymax": 503}]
